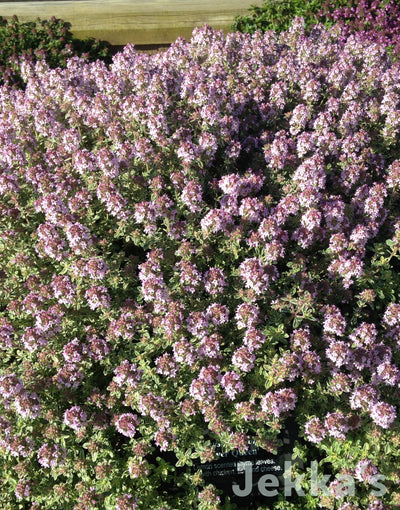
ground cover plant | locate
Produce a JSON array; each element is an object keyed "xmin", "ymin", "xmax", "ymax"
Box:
[
  {"xmin": 1, "ymin": 18, "xmax": 400, "ymax": 510},
  {"xmin": 232, "ymin": 0, "xmax": 400, "ymax": 59},
  {"xmin": 319, "ymin": 0, "xmax": 400, "ymax": 59},
  {"xmin": 0, "ymin": 15, "xmax": 111, "ymax": 87}
]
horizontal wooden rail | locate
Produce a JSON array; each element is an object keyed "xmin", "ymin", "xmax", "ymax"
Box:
[{"xmin": 0, "ymin": 0, "xmax": 263, "ymax": 46}]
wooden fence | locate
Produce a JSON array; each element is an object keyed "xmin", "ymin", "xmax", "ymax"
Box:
[{"xmin": 0, "ymin": 0, "xmax": 264, "ymax": 47}]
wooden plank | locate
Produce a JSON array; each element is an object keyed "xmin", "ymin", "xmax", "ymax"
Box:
[{"xmin": 0, "ymin": 0, "xmax": 264, "ymax": 45}]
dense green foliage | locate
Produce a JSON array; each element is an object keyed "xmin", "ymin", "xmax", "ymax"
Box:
[
  {"xmin": 231, "ymin": 0, "xmax": 346, "ymax": 34},
  {"xmin": 0, "ymin": 15, "xmax": 111, "ymax": 87}
]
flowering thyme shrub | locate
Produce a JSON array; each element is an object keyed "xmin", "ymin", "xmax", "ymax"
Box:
[
  {"xmin": 318, "ymin": 0, "xmax": 400, "ymax": 59},
  {"xmin": 233, "ymin": 0, "xmax": 400, "ymax": 60},
  {"xmin": 0, "ymin": 15, "xmax": 111, "ymax": 87},
  {"xmin": 1, "ymin": 19, "xmax": 400, "ymax": 509}
]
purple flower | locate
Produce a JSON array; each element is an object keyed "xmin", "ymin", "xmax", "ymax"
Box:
[
  {"xmin": 261, "ymin": 388, "xmax": 297, "ymax": 418},
  {"xmin": 373, "ymin": 362, "xmax": 399, "ymax": 386},
  {"xmin": 199, "ymin": 334, "xmax": 222, "ymax": 359},
  {"xmin": 0, "ymin": 373, "xmax": 24, "ymax": 399},
  {"xmin": 63, "ymin": 338, "xmax": 85, "ymax": 363},
  {"xmin": 85, "ymin": 285, "xmax": 111, "ymax": 310},
  {"xmin": 269, "ymin": 82, "xmax": 287, "ymax": 110},
  {"xmin": 134, "ymin": 201, "xmax": 157, "ymax": 234},
  {"xmin": 115, "ymin": 494, "xmax": 138, "ymax": 510},
  {"xmin": 258, "ymin": 217, "xmax": 280, "ymax": 241},
  {"xmin": 235, "ymin": 401, "xmax": 255, "ymax": 421},
  {"xmin": 34, "ymin": 305, "xmax": 64, "ymax": 336},
  {"xmin": 370, "ymin": 343, "xmax": 392, "ymax": 365},
  {"xmin": 302, "ymin": 351, "xmax": 322, "ymax": 379},
  {"xmin": 218, "ymin": 174, "xmax": 241, "ymax": 196},
  {"xmin": 36, "ymin": 223, "xmax": 67, "ymax": 260},
  {"xmin": 0, "ymin": 173, "xmax": 19, "ymax": 195},
  {"xmin": 181, "ymin": 180, "xmax": 203, "ymax": 213},
  {"xmin": 85, "ymin": 257, "xmax": 108, "ymax": 280},
  {"xmin": 37, "ymin": 443, "xmax": 67, "ymax": 468},
  {"xmin": 200, "ymin": 208, "xmax": 234, "ymax": 234},
  {"xmin": 235, "ymin": 303, "xmax": 260, "ymax": 329},
  {"xmin": 74, "ymin": 148, "xmax": 96, "ymax": 175},
  {"xmin": 155, "ymin": 353, "xmax": 178, "ymax": 377},
  {"xmin": 289, "ymin": 103, "xmax": 310, "ymax": 135},
  {"xmin": 329, "ymin": 372, "xmax": 352, "ymax": 396},
  {"xmin": 204, "ymin": 267, "xmax": 228, "ymax": 295},
  {"xmin": 189, "ymin": 377, "xmax": 216, "ymax": 404},
  {"xmin": 1, "ymin": 432, "xmax": 33, "ymax": 458},
  {"xmin": 88, "ymin": 337, "xmax": 110, "ymax": 361},
  {"xmin": 138, "ymin": 392, "xmax": 173, "ymax": 424},
  {"xmin": 300, "ymin": 208, "xmax": 322, "ymax": 231},
  {"xmin": 51, "ymin": 275, "xmax": 76, "ymax": 306},
  {"xmin": 63, "ymin": 406, "xmax": 88, "ymax": 431},
  {"xmin": 154, "ymin": 428, "xmax": 176, "ymax": 452},
  {"xmin": 186, "ymin": 311, "xmax": 210, "ymax": 338},
  {"xmin": 369, "ymin": 401, "xmax": 396, "ymax": 429},
  {"xmin": 265, "ymin": 130, "xmax": 296, "ymax": 169},
  {"xmin": 65, "ymin": 222, "xmax": 93, "ymax": 254},
  {"xmin": 198, "ymin": 486, "xmax": 221, "ymax": 506},
  {"xmin": 0, "ymin": 319, "xmax": 14, "ymax": 349},
  {"xmin": 326, "ymin": 341, "xmax": 351, "ymax": 367},
  {"xmin": 173, "ymin": 338, "xmax": 197, "ymax": 366},
  {"xmin": 113, "ymin": 360, "xmax": 142, "ymax": 387},
  {"xmin": 323, "ymin": 305, "xmax": 347, "ymax": 336},
  {"xmin": 239, "ymin": 257, "xmax": 275, "ymax": 295},
  {"xmin": 293, "ymin": 155, "xmax": 326, "ymax": 191},
  {"xmin": 232, "ymin": 346, "xmax": 255, "ymax": 372},
  {"xmin": 15, "ymin": 479, "xmax": 33, "ymax": 501},
  {"xmin": 349, "ymin": 225, "xmax": 370, "ymax": 249},
  {"xmin": 386, "ymin": 160, "xmax": 400, "ymax": 190},
  {"xmin": 206, "ymin": 303, "xmax": 229, "ymax": 326},
  {"xmin": 238, "ymin": 197, "xmax": 265, "ymax": 222},
  {"xmin": 114, "ymin": 413, "xmax": 139, "ymax": 438},
  {"xmin": 290, "ymin": 327, "xmax": 311, "ymax": 352},
  {"xmin": 34, "ymin": 193, "xmax": 70, "ymax": 226},
  {"xmin": 243, "ymin": 328, "xmax": 266, "ymax": 351},
  {"xmin": 176, "ymin": 260, "xmax": 202, "ymax": 294},
  {"xmin": 328, "ymin": 255, "xmax": 364, "ymax": 288},
  {"xmin": 128, "ymin": 458, "xmax": 150, "ymax": 479},
  {"xmin": 363, "ymin": 183, "xmax": 388, "ymax": 221},
  {"xmin": 350, "ymin": 384, "xmax": 380, "ymax": 411},
  {"xmin": 96, "ymin": 147, "xmax": 120, "ymax": 178},
  {"xmin": 270, "ymin": 352, "xmax": 302, "ymax": 382},
  {"xmin": 220, "ymin": 169, "xmax": 264, "ymax": 199},
  {"xmin": 324, "ymin": 411, "xmax": 349, "ymax": 440},
  {"xmin": 14, "ymin": 392, "xmax": 41, "ymax": 419},
  {"xmin": 56, "ymin": 363, "xmax": 85, "ymax": 389},
  {"xmin": 220, "ymin": 371, "xmax": 244, "ymax": 400},
  {"xmin": 304, "ymin": 417, "xmax": 326, "ymax": 443},
  {"xmin": 348, "ymin": 323, "xmax": 377, "ymax": 348},
  {"xmin": 323, "ymin": 196, "xmax": 348, "ymax": 232},
  {"xmin": 383, "ymin": 303, "xmax": 400, "ymax": 327},
  {"xmin": 355, "ymin": 459, "xmax": 379, "ymax": 483},
  {"xmin": 302, "ymin": 78, "xmax": 321, "ymax": 103}
]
